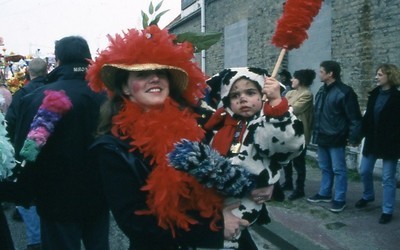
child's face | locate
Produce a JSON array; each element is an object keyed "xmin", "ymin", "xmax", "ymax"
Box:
[{"xmin": 229, "ymin": 79, "xmax": 262, "ymax": 118}]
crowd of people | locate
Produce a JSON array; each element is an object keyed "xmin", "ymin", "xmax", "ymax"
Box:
[{"xmin": 0, "ymin": 16, "xmax": 399, "ymax": 250}]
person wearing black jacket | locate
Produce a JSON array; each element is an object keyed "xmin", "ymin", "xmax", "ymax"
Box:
[
  {"xmin": 1, "ymin": 36, "xmax": 108, "ymax": 249},
  {"xmin": 5, "ymin": 57, "xmax": 47, "ymax": 250},
  {"xmin": 355, "ymin": 63, "xmax": 400, "ymax": 224},
  {"xmin": 307, "ymin": 61, "xmax": 362, "ymax": 213}
]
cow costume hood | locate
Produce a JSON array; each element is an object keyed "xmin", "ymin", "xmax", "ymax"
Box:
[{"xmin": 206, "ymin": 67, "xmax": 286, "ymax": 110}]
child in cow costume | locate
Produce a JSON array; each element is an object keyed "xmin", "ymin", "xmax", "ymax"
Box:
[{"xmin": 170, "ymin": 67, "xmax": 305, "ymax": 248}]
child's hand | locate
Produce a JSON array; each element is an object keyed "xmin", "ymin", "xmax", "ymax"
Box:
[
  {"xmin": 263, "ymin": 77, "xmax": 282, "ymax": 106},
  {"xmin": 250, "ymin": 185, "xmax": 274, "ymax": 204}
]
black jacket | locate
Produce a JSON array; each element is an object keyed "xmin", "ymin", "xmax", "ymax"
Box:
[
  {"xmin": 8, "ymin": 63, "xmax": 107, "ymax": 222},
  {"xmin": 5, "ymin": 76, "xmax": 47, "ymax": 142},
  {"xmin": 90, "ymin": 134, "xmax": 224, "ymax": 249},
  {"xmin": 362, "ymin": 87, "xmax": 400, "ymax": 159},
  {"xmin": 312, "ymin": 80, "xmax": 362, "ymax": 146}
]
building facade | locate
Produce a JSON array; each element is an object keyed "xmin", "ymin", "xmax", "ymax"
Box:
[{"xmin": 168, "ymin": 0, "xmax": 400, "ymax": 180}]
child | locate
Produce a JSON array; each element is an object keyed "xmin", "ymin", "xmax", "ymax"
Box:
[{"xmin": 171, "ymin": 67, "xmax": 305, "ymax": 248}]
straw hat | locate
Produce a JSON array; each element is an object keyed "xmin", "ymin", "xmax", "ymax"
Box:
[
  {"xmin": 100, "ymin": 63, "xmax": 188, "ymax": 94},
  {"xmin": 87, "ymin": 26, "xmax": 208, "ymax": 106}
]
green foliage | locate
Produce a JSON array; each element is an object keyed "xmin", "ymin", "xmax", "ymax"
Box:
[
  {"xmin": 176, "ymin": 32, "xmax": 222, "ymax": 52},
  {"xmin": 141, "ymin": 1, "xmax": 222, "ymax": 52},
  {"xmin": 142, "ymin": 0, "xmax": 169, "ymax": 28}
]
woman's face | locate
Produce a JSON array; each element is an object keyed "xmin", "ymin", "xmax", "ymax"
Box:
[
  {"xmin": 124, "ymin": 70, "xmax": 170, "ymax": 110},
  {"xmin": 375, "ymin": 68, "xmax": 390, "ymax": 88},
  {"xmin": 229, "ymin": 79, "xmax": 262, "ymax": 118},
  {"xmin": 291, "ymin": 77, "xmax": 300, "ymax": 89}
]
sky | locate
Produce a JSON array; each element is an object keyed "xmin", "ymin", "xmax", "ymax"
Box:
[{"xmin": 0, "ymin": 0, "xmax": 181, "ymax": 57}]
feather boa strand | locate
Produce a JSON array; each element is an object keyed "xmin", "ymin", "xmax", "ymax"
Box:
[
  {"xmin": 111, "ymin": 98, "xmax": 223, "ymax": 236},
  {"xmin": 0, "ymin": 112, "xmax": 16, "ymax": 180}
]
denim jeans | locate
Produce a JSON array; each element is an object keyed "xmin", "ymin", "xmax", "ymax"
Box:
[
  {"xmin": 317, "ymin": 146, "xmax": 347, "ymax": 202},
  {"xmin": 17, "ymin": 205, "xmax": 41, "ymax": 245},
  {"xmin": 360, "ymin": 154, "xmax": 398, "ymax": 214}
]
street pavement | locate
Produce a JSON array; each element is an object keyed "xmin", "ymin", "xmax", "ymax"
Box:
[
  {"xmin": 3, "ymin": 156, "xmax": 399, "ymax": 250},
  {"xmin": 261, "ymin": 157, "xmax": 400, "ymax": 250}
]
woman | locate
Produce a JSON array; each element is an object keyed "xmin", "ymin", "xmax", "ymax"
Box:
[
  {"xmin": 86, "ymin": 25, "xmax": 279, "ymax": 249},
  {"xmin": 355, "ymin": 63, "xmax": 400, "ymax": 224},
  {"xmin": 281, "ymin": 69, "xmax": 315, "ymax": 200}
]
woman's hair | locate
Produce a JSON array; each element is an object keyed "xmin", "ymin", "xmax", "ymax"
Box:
[
  {"xmin": 96, "ymin": 69, "xmax": 129, "ymax": 135},
  {"xmin": 377, "ymin": 63, "xmax": 400, "ymax": 87},
  {"xmin": 293, "ymin": 69, "xmax": 316, "ymax": 87}
]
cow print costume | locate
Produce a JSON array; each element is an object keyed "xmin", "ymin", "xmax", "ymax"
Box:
[{"xmin": 206, "ymin": 67, "xmax": 305, "ymax": 249}]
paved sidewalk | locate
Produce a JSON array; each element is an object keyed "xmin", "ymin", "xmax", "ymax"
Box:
[{"xmin": 262, "ymin": 157, "xmax": 400, "ymax": 250}]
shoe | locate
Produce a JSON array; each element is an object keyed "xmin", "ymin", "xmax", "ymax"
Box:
[
  {"xmin": 288, "ymin": 190, "xmax": 305, "ymax": 201},
  {"xmin": 330, "ymin": 201, "xmax": 346, "ymax": 213},
  {"xmin": 379, "ymin": 213, "xmax": 392, "ymax": 224},
  {"xmin": 281, "ymin": 182, "xmax": 293, "ymax": 191},
  {"xmin": 355, "ymin": 198, "xmax": 374, "ymax": 208},
  {"xmin": 307, "ymin": 194, "xmax": 332, "ymax": 203}
]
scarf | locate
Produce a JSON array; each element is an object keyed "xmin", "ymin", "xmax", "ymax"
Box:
[{"xmin": 111, "ymin": 97, "xmax": 223, "ymax": 236}]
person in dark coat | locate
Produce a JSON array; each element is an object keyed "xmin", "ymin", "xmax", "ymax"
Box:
[
  {"xmin": 6, "ymin": 58, "xmax": 48, "ymax": 142},
  {"xmin": 355, "ymin": 63, "xmax": 400, "ymax": 224},
  {"xmin": 4, "ymin": 36, "xmax": 108, "ymax": 250},
  {"xmin": 308, "ymin": 61, "xmax": 362, "ymax": 213},
  {"xmin": 5, "ymin": 57, "xmax": 47, "ymax": 250},
  {"xmin": 86, "ymin": 24, "xmax": 281, "ymax": 249}
]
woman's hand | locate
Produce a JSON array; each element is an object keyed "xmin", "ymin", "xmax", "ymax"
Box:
[
  {"xmin": 250, "ymin": 185, "xmax": 274, "ymax": 204},
  {"xmin": 263, "ymin": 77, "xmax": 282, "ymax": 107},
  {"xmin": 223, "ymin": 202, "xmax": 250, "ymax": 240}
]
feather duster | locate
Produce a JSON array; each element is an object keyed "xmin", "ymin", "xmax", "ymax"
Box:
[
  {"xmin": 269, "ymin": 0, "xmax": 323, "ymax": 77},
  {"xmin": 168, "ymin": 139, "xmax": 256, "ymax": 197},
  {"xmin": 19, "ymin": 90, "xmax": 72, "ymax": 162},
  {"xmin": 0, "ymin": 111, "xmax": 16, "ymax": 180}
]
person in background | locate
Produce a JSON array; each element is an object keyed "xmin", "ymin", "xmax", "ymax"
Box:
[
  {"xmin": 5, "ymin": 57, "xmax": 48, "ymax": 250},
  {"xmin": 278, "ymin": 69, "xmax": 292, "ymax": 96},
  {"xmin": 282, "ymin": 69, "xmax": 315, "ymax": 200},
  {"xmin": 355, "ymin": 63, "xmax": 400, "ymax": 224},
  {"xmin": 0, "ymin": 88, "xmax": 15, "ymax": 250},
  {"xmin": 0, "ymin": 85, "xmax": 12, "ymax": 114},
  {"xmin": 6, "ymin": 36, "xmax": 108, "ymax": 250},
  {"xmin": 307, "ymin": 60, "xmax": 362, "ymax": 213}
]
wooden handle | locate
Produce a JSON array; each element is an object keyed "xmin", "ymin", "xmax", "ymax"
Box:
[{"xmin": 262, "ymin": 48, "xmax": 287, "ymax": 101}]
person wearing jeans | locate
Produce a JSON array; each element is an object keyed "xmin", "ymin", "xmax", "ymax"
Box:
[
  {"xmin": 355, "ymin": 63, "xmax": 400, "ymax": 224},
  {"xmin": 16, "ymin": 206, "xmax": 41, "ymax": 249},
  {"xmin": 307, "ymin": 61, "xmax": 362, "ymax": 213},
  {"xmin": 317, "ymin": 146, "xmax": 347, "ymax": 203}
]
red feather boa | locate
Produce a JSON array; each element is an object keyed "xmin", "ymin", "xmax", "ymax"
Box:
[{"xmin": 111, "ymin": 98, "xmax": 223, "ymax": 236}]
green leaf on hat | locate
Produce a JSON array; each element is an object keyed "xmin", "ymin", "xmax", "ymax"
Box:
[
  {"xmin": 149, "ymin": 9, "xmax": 170, "ymax": 26},
  {"xmin": 149, "ymin": 1, "xmax": 154, "ymax": 14},
  {"xmin": 155, "ymin": 0, "xmax": 164, "ymax": 12},
  {"xmin": 175, "ymin": 32, "xmax": 222, "ymax": 52},
  {"xmin": 141, "ymin": 10, "xmax": 149, "ymax": 29}
]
